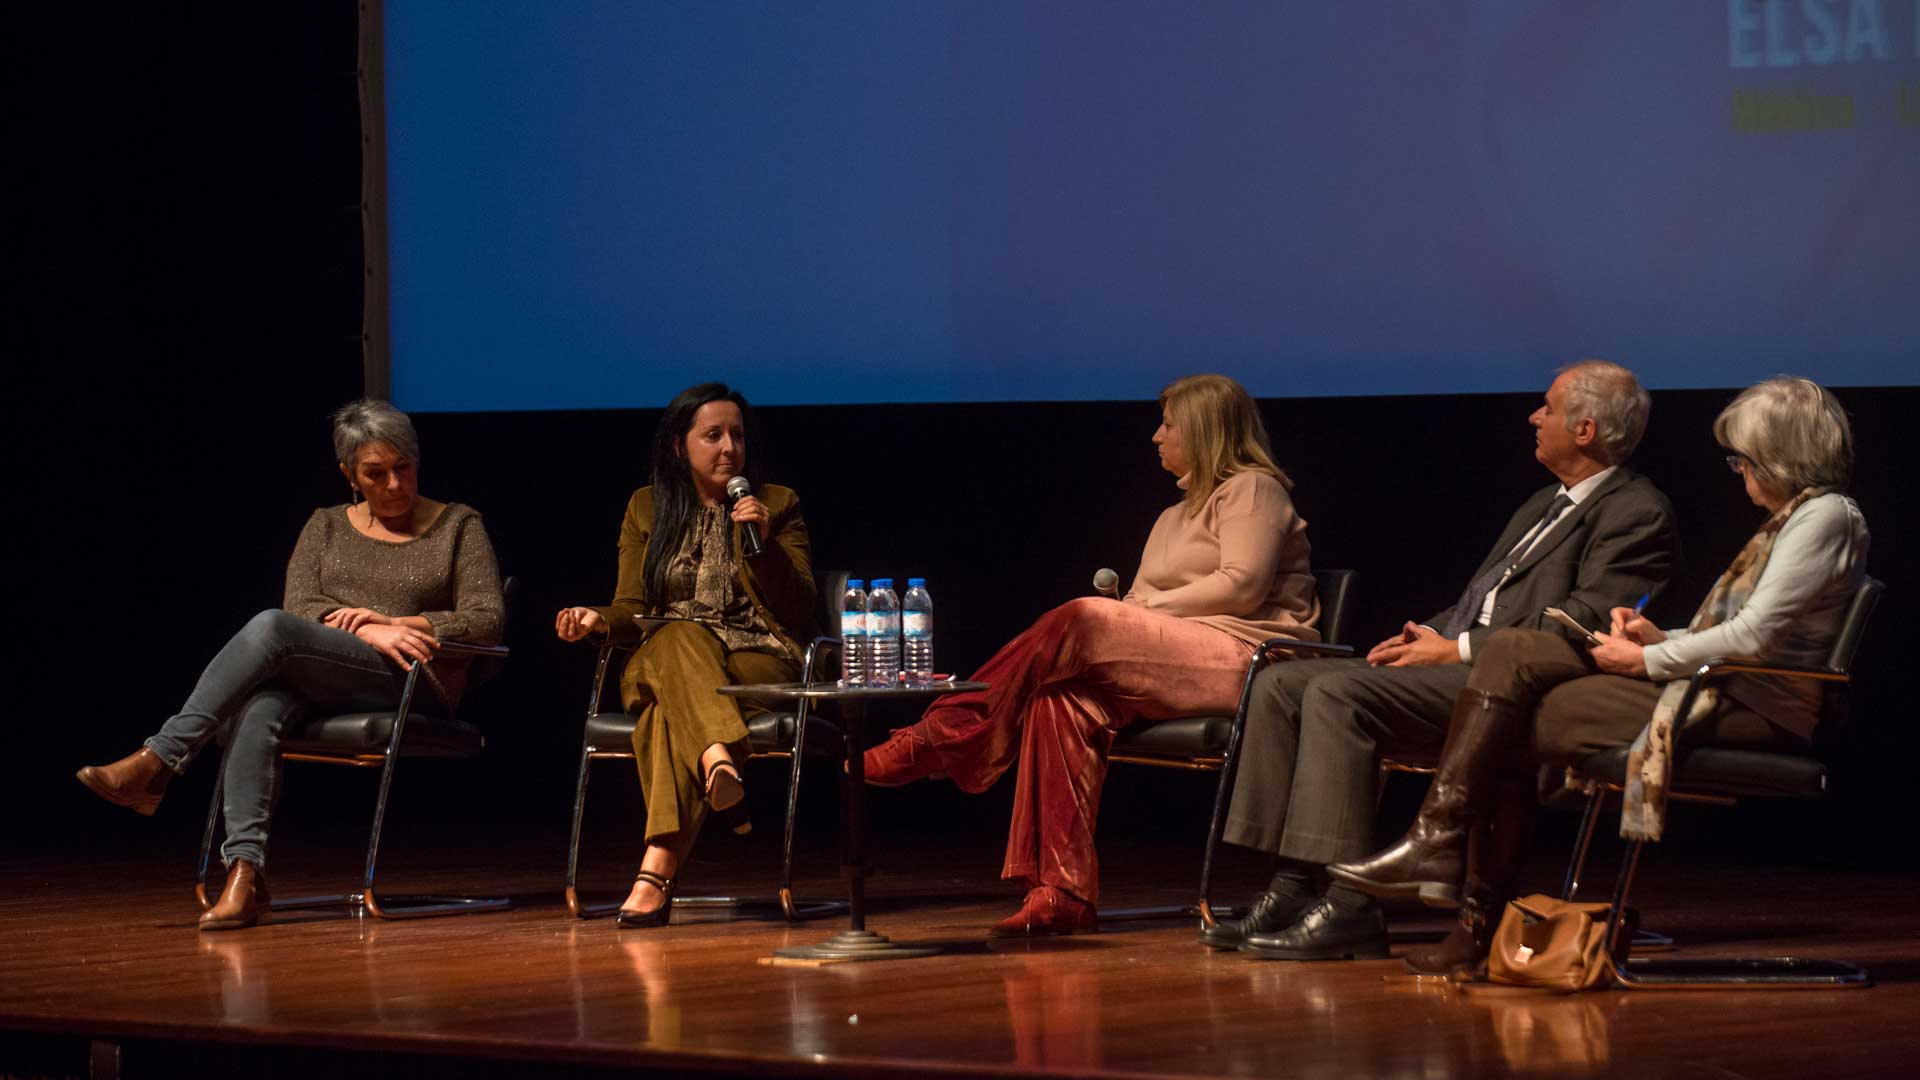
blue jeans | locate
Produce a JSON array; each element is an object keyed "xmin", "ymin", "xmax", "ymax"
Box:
[{"xmin": 146, "ymin": 610, "xmax": 422, "ymax": 870}]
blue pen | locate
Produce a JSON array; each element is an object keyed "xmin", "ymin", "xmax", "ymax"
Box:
[{"xmin": 1612, "ymin": 593, "xmax": 1650, "ymax": 638}]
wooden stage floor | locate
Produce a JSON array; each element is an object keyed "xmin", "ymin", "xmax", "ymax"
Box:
[{"xmin": 4, "ymin": 826, "xmax": 1918, "ymax": 1078}]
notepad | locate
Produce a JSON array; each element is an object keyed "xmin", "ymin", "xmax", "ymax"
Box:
[{"xmin": 1542, "ymin": 606, "xmax": 1601, "ymax": 645}]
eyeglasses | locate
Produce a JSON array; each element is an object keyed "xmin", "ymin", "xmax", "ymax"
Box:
[{"xmin": 1725, "ymin": 453, "xmax": 1750, "ymax": 474}]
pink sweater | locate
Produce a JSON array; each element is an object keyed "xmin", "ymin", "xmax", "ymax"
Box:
[{"xmin": 1124, "ymin": 470, "xmax": 1320, "ymax": 646}]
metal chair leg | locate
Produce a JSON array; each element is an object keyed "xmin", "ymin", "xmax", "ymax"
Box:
[
  {"xmin": 570, "ymin": 719, "xmax": 847, "ymax": 921},
  {"xmin": 359, "ymin": 666, "xmax": 510, "ymax": 919},
  {"xmin": 196, "ymin": 719, "xmax": 359, "ymax": 913},
  {"xmin": 678, "ymin": 642, "xmax": 846, "ymax": 923},
  {"xmin": 779, "ymin": 700, "xmax": 808, "ymax": 918},
  {"xmin": 1600, "ymin": 838, "xmax": 1869, "ymax": 989},
  {"xmin": 1559, "ymin": 785, "xmax": 1605, "ymax": 901},
  {"xmin": 1191, "ymin": 652, "xmax": 1264, "ymax": 926},
  {"xmin": 194, "ymin": 736, "xmax": 234, "ymax": 909},
  {"xmin": 775, "ymin": 695, "xmax": 847, "ymax": 922},
  {"xmin": 564, "ymin": 744, "xmax": 600, "ymax": 918},
  {"xmin": 192, "ymin": 657, "xmax": 514, "ymax": 920},
  {"xmin": 1108, "ymin": 648, "xmax": 1270, "ymax": 926},
  {"xmin": 565, "ymin": 646, "xmax": 628, "ymax": 919},
  {"xmin": 1554, "ymin": 785, "xmax": 1672, "ymax": 950}
]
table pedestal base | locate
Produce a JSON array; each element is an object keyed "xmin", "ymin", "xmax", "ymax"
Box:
[
  {"xmin": 718, "ymin": 681, "xmax": 987, "ymax": 967},
  {"xmin": 773, "ymin": 930, "xmax": 940, "ymax": 962}
]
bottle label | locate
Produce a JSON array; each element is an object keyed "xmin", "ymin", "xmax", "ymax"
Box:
[
  {"xmin": 902, "ymin": 613, "xmax": 932, "ymax": 636},
  {"xmin": 842, "ymin": 611, "xmax": 867, "ymax": 635},
  {"xmin": 871, "ymin": 613, "xmax": 900, "ymax": 635}
]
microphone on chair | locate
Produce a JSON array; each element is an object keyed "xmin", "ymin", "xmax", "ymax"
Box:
[
  {"xmin": 724, "ymin": 476, "xmax": 766, "ymax": 557},
  {"xmin": 1092, "ymin": 568, "xmax": 1120, "ymax": 599}
]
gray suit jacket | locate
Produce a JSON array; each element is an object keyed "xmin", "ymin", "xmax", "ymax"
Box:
[{"xmin": 1425, "ymin": 467, "xmax": 1681, "ymax": 661}]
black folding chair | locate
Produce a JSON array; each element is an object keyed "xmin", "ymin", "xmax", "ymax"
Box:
[
  {"xmin": 194, "ymin": 580, "xmax": 517, "ymax": 920},
  {"xmin": 1105, "ymin": 570, "xmax": 1358, "ymax": 924},
  {"xmin": 1557, "ymin": 576, "xmax": 1883, "ymax": 988},
  {"xmin": 563, "ymin": 570, "xmax": 850, "ymax": 922}
]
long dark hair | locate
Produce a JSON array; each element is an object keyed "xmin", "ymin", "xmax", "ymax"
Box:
[{"xmin": 642, "ymin": 382, "xmax": 753, "ymax": 609}]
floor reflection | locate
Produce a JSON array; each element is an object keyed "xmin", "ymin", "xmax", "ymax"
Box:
[
  {"xmin": 1371, "ymin": 974, "xmax": 1619, "ymax": 1077},
  {"xmin": 619, "ymin": 938, "xmax": 684, "ymax": 1049},
  {"xmin": 1001, "ymin": 954, "xmax": 1103, "ymax": 1071},
  {"xmin": 200, "ymin": 935, "xmax": 271, "ymax": 1027},
  {"xmin": 1201, "ymin": 958, "xmax": 1475, "ymax": 1079},
  {"xmin": 333, "ymin": 918, "xmax": 1615, "ymax": 1080},
  {"xmin": 1461, "ymin": 985, "xmax": 1614, "ymax": 1076}
]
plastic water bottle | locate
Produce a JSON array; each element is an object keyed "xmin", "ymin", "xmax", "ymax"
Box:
[
  {"xmin": 866, "ymin": 578, "xmax": 901, "ymax": 688},
  {"xmin": 837, "ymin": 579, "xmax": 868, "ymax": 687},
  {"xmin": 902, "ymin": 578, "xmax": 934, "ymax": 687}
]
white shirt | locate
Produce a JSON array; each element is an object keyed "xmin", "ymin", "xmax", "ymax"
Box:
[{"xmin": 1456, "ymin": 466, "xmax": 1618, "ymax": 662}]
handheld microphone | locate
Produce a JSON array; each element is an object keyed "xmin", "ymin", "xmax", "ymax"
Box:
[
  {"xmin": 1092, "ymin": 568, "xmax": 1120, "ymax": 599},
  {"xmin": 724, "ymin": 476, "xmax": 766, "ymax": 557}
]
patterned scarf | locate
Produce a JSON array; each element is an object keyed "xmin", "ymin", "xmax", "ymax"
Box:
[{"xmin": 1620, "ymin": 487, "xmax": 1825, "ymax": 841}]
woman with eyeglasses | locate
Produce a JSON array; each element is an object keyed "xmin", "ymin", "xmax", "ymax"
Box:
[{"xmin": 1326, "ymin": 376, "xmax": 1868, "ymax": 977}]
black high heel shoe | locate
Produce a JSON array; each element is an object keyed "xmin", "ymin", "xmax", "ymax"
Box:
[
  {"xmin": 615, "ymin": 870, "xmax": 674, "ymax": 928},
  {"xmin": 703, "ymin": 758, "xmax": 752, "ymax": 836}
]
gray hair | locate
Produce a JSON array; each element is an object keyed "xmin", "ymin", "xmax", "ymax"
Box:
[
  {"xmin": 1557, "ymin": 359, "xmax": 1650, "ymax": 465},
  {"xmin": 330, "ymin": 399, "xmax": 421, "ymax": 469},
  {"xmin": 1714, "ymin": 376, "xmax": 1852, "ymax": 495}
]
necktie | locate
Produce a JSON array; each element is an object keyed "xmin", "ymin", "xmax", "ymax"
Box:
[{"xmin": 1443, "ymin": 494, "xmax": 1574, "ymax": 638}]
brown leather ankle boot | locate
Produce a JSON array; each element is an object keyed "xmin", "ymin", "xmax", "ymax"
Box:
[
  {"xmin": 1404, "ymin": 779, "xmax": 1534, "ymax": 975},
  {"xmin": 76, "ymin": 748, "xmax": 174, "ymax": 816},
  {"xmin": 199, "ymin": 860, "xmax": 271, "ymax": 931},
  {"xmin": 1326, "ymin": 689, "xmax": 1527, "ymax": 907}
]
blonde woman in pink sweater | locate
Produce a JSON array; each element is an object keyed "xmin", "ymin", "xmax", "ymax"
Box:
[{"xmin": 864, "ymin": 375, "xmax": 1320, "ymax": 934}]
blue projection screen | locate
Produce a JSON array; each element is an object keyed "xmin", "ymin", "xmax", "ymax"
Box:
[{"xmin": 383, "ymin": 2, "xmax": 1920, "ymax": 410}]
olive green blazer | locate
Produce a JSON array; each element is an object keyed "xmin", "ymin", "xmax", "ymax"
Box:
[{"xmin": 589, "ymin": 484, "xmax": 817, "ymax": 708}]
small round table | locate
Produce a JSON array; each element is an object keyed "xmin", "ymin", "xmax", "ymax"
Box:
[{"xmin": 717, "ymin": 680, "xmax": 986, "ymax": 961}]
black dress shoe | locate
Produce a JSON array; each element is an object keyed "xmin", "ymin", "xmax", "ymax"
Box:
[
  {"xmin": 1240, "ymin": 897, "xmax": 1390, "ymax": 961},
  {"xmin": 1199, "ymin": 888, "xmax": 1314, "ymax": 950}
]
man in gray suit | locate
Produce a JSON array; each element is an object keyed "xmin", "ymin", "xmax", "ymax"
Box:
[{"xmin": 1204, "ymin": 359, "xmax": 1681, "ymax": 960}]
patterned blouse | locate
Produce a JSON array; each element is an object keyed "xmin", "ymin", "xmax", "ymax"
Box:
[{"xmin": 661, "ymin": 505, "xmax": 788, "ymax": 658}]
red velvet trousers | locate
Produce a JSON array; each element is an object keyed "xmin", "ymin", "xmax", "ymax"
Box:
[{"xmin": 905, "ymin": 597, "xmax": 1253, "ymax": 904}]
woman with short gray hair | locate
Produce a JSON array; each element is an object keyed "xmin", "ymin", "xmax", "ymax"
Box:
[
  {"xmin": 77, "ymin": 399, "xmax": 503, "ymax": 931},
  {"xmin": 331, "ymin": 398, "xmax": 422, "ymax": 474}
]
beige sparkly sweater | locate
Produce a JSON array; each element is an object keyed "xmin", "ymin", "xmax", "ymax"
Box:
[
  {"xmin": 283, "ymin": 503, "xmax": 505, "ymax": 710},
  {"xmin": 1124, "ymin": 470, "xmax": 1321, "ymax": 646}
]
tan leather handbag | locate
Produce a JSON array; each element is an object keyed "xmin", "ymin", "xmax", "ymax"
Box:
[{"xmin": 1486, "ymin": 894, "xmax": 1625, "ymax": 992}]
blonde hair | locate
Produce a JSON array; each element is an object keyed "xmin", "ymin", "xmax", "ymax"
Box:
[
  {"xmin": 1160, "ymin": 374, "xmax": 1287, "ymax": 513},
  {"xmin": 1714, "ymin": 376, "xmax": 1853, "ymax": 495}
]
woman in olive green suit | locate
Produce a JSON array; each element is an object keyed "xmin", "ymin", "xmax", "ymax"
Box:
[{"xmin": 555, "ymin": 383, "xmax": 816, "ymax": 927}]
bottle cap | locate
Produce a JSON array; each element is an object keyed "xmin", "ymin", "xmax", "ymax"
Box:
[
  {"xmin": 907, "ymin": 577, "xmax": 926, "ymax": 588},
  {"xmin": 847, "ymin": 579, "xmax": 864, "ymax": 589},
  {"xmin": 872, "ymin": 578, "xmax": 893, "ymax": 589}
]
